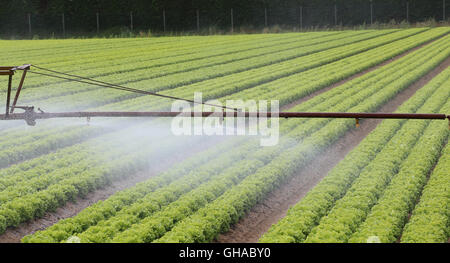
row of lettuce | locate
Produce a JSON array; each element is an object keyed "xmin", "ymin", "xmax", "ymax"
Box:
[
  {"xmin": 1, "ymin": 30, "xmax": 443, "ymax": 180},
  {"xmin": 106, "ymin": 36, "xmax": 450, "ymax": 242},
  {"xmin": 4, "ymin": 33, "xmax": 314, "ymax": 98},
  {"xmin": 156, "ymin": 36, "xmax": 450, "ymax": 244},
  {"xmin": 0, "ymin": 125, "xmax": 109, "ymax": 169},
  {"xmin": 401, "ymin": 134, "xmax": 450, "ymax": 243},
  {"xmin": 0, "ymin": 30, "xmax": 413, "ymax": 168},
  {"xmin": 2, "ymin": 28, "xmax": 448, "ymax": 237},
  {"xmin": 221, "ymin": 28, "xmax": 448, "ymax": 107},
  {"xmin": 0, "ymin": 28, "xmax": 439, "ymax": 170},
  {"xmin": 20, "ymin": 33, "xmax": 450, "ymax": 242},
  {"xmin": 348, "ymin": 100, "xmax": 449, "ymax": 243},
  {"xmin": 2, "ymin": 34, "xmax": 271, "ymax": 77},
  {"xmin": 260, "ymin": 66, "xmax": 450, "ymax": 243},
  {"xmin": 2, "ymin": 33, "xmax": 297, "ymax": 68},
  {"xmin": 14, "ymin": 31, "xmax": 372, "ymax": 103},
  {"xmin": 0, "ymin": 121, "xmax": 223, "ymax": 233},
  {"xmin": 22, "ymin": 29, "xmax": 401, "ymax": 107},
  {"xmin": 102, "ymin": 28, "xmax": 445, "ymax": 112},
  {"xmin": 0, "ymin": 31, "xmax": 414, "ymax": 234},
  {"xmin": 15, "ymin": 31, "xmax": 358, "ymax": 94}
]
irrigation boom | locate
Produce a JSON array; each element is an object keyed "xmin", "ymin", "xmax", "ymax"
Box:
[{"xmin": 1, "ymin": 65, "xmax": 449, "ymax": 127}]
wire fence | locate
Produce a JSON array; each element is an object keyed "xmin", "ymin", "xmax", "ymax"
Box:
[{"xmin": 2, "ymin": 1, "xmax": 448, "ymax": 38}]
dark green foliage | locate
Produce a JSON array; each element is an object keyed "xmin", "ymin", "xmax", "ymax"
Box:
[{"xmin": 0, "ymin": 1, "xmax": 448, "ymax": 37}]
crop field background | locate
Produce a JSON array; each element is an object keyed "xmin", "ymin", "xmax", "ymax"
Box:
[{"xmin": 0, "ymin": 27, "xmax": 449, "ymax": 243}]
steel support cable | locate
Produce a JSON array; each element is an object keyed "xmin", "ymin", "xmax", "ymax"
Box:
[{"xmin": 28, "ymin": 65, "xmax": 238, "ymax": 112}]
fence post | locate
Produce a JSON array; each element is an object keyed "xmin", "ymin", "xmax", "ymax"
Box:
[
  {"xmin": 406, "ymin": 0, "xmax": 409, "ymax": 22},
  {"xmin": 96, "ymin": 12, "xmax": 99, "ymax": 34},
  {"xmin": 334, "ymin": 1, "xmax": 338, "ymax": 26},
  {"xmin": 300, "ymin": 6, "xmax": 303, "ymax": 30},
  {"xmin": 62, "ymin": 13, "xmax": 65, "ymax": 37},
  {"xmin": 197, "ymin": 9, "xmax": 200, "ymax": 32},
  {"xmin": 444, "ymin": 0, "xmax": 446, "ymax": 21},
  {"xmin": 231, "ymin": 8, "xmax": 234, "ymax": 33},
  {"xmin": 163, "ymin": 9, "xmax": 166, "ymax": 32},
  {"xmin": 264, "ymin": 7, "xmax": 268, "ymax": 27},
  {"xmin": 28, "ymin": 13, "xmax": 32, "ymax": 36},
  {"xmin": 370, "ymin": 0, "xmax": 373, "ymax": 25},
  {"xmin": 130, "ymin": 11, "xmax": 133, "ymax": 31}
]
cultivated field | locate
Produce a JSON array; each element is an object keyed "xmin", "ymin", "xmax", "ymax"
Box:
[{"xmin": 0, "ymin": 27, "xmax": 449, "ymax": 243}]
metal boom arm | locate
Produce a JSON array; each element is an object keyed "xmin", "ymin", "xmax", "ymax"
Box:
[
  {"xmin": 0, "ymin": 110, "xmax": 448, "ymax": 120},
  {"xmin": 1, "ymin": 65, "xmax": 449, "ymax": 127},
  {"xmin": 1, "ymin": 109, "xmax": 448, "ymax": 127}
]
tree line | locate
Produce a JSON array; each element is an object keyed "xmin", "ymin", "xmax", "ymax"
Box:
[{"xmin": 1, "ymin": 0, "xmax": 448, "ymax": 36}]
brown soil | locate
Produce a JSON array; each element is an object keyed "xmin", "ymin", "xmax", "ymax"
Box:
[
  {"xmin": 0, "ymin": 136, "xmax": 224, "ymax": 243},
  {"xmin": 216, "ymin": 52, "xmax": 450, "ymax": 243}
]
